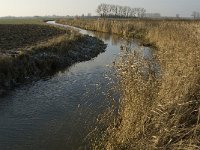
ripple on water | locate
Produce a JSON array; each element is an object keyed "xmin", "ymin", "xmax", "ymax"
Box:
[{"xmin": 0, "ymin": 22, "xmax": 153, "ymax": 150}]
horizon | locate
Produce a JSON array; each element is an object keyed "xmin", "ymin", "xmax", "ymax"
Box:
[{"xmin": 0, "ymin": 0, "xmax": 200, "ymax": 18}]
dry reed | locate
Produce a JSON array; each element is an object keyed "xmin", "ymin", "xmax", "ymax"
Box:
[{"xmin": 58, "ymin": 18, "xmax": 200, "ymax": 149}]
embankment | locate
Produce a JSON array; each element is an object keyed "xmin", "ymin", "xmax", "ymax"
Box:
[{"xmin": 0, "ymin": 24, "xmax": 106, "ymax": 96}]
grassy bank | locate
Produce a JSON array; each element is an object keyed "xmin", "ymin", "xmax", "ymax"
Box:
[
  {"xmin": 58, "ymin": 19, "xmax": 200, "ymax": 149},
  {"xmin": 0, "ymin": 23, "xmax": 106, "ymax": 96}
]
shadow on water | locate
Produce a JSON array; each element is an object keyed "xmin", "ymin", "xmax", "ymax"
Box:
[{"xmin": 0, "ymin": 21, "xmax": 154, "ymax": 149}]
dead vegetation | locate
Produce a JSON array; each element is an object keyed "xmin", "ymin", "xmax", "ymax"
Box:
[
  {"xmin": 58, "ymin": 19, "xmax": 200, "ymax": 149},
  {"xmin": 109, "ymin": 20, "xmax": 200, "ymax": 150}
]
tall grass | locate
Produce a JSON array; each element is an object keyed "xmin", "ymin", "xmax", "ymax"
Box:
[
  {"xmin": 58, "ymin": 19, "xmax": 200, "ymax": 149},
  {"xmin": 109, "ymin": 20, "xmax": 200, "ymax": 149}
]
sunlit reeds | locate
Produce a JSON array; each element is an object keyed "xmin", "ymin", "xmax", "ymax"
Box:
[
  {"xmin": 112, "ymin": 20, "xmax": 200, "ymax": 149},
  {"xmin": 59, "ymin": 18, "xmax": 200, "ymax": 149}
]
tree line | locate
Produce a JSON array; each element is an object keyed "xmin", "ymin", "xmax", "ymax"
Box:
[{"xmin": 96, "ymin": 3, "xmax": 146, "ymax": 18}]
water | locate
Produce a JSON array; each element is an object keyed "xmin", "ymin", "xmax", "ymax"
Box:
[{"xmin": 0, "ymin": 21, "xmax": 151, "ymax": 150}]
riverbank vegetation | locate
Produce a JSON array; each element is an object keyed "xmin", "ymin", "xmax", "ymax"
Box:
[
  {"xmin": 110, "ymin": 20, "xmax": 200, "ymax": 150},
  {"xmin": 57, "ymin": 18, "xmax": 200, "ymax": 149},
  {"xmin": 0, "ymin": 23, "xmax": 106, "ymax": 96}
]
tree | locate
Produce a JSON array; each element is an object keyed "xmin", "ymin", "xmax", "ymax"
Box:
[
  {"xmin": 96, "ymin": 3, "xmax": 146, "ymax": 18},
  {"xmin": 126, "ymin": 7, "xmax": 132, "ymax": 17},
  {"xmin": 140, "ymin": 8, "xmax": 146, "ymax": 18},
  {"xmin": 118, "ymin": 6, "xmax": 123, "ymax": 17},
  {"xmin": 110, "ymin": 4, "xmax": 116, "ymax": 17},
  {"xmin": 113, "ymin": 5, "xmax": 118, "ymax": 17},
  {"xmin": 130, "ymin": 8, "xmax": 137, "ymax": 17},
  {"xmin": 135, "ymin": 8, "xmax": 140, "ymax": 17},
  {"xmin": 96, "ymin": 4, "xmax": 103, "ymax": 17}
]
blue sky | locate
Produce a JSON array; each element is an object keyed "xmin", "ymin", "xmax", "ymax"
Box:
[{"xmin": 0, "ymin": 0, "xmax": 199, "ymax": 17}]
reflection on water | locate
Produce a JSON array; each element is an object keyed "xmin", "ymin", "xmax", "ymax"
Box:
[
  {"xmin": 0, "ymin": 21, "xmax": 153, "ymax": 150},
  {"xmin": 92, "ymin": 31, "xmax": 111, "ymax": 42}
]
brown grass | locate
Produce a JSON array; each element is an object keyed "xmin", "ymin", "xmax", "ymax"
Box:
[
  {"xmin": 58, "ymin": 19, "xmax": 200, "ymax": 149},
  {"xmin": 108, "ymin": 20, "xmax": 200, "ymax": 150}
]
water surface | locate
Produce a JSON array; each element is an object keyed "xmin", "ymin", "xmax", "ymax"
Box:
[{"xmin": 0, "ymin": 21, "xmax": 151, "ymax": 149}]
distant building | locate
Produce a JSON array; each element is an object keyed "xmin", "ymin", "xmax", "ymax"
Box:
[{"xmin": 144, "ymin": 13, "xmax": 161, "ymax": 18}]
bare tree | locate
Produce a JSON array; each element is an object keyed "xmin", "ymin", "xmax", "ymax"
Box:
[
  {"xmin": 135, "ymin": 8, "xmax": 140, "ymax": 17},
  {"xmin": 118, "ymin": 6, "xmax": 123, "ymax": 17},
  {"xmin": 114, "ymin": 5, "xmax": 119, "ymax": 17},
  {"xmin": 126, "ymin": 7, "xmax": 132, "ymax": 17},
  {"xmin": 140, "ymin": 8, "xmax": 146, "ymax": 18},
  {"xmin": 96, "ymin": 3, "xmax": 146, "ymax": 18},
  {"xmin": 122, "ymin": 7, "xmax": 127, "ymax": 17},
  {"xmin": 130, "ymin": 8, "xmax": 137, "ymax": 17},
  {"xmin": 96, "ymin": 4, "xmax": 103, "ymax": 17},
  {"xmin": 102, "ymin": 3, "xmax": 109, "ymax": 17}
]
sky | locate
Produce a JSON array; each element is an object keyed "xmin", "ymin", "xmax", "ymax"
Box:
[{"xmin": 0, "ymin": 0, "xmax": 199, "ymax": 17}]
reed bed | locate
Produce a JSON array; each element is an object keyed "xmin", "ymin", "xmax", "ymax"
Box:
[
  {"xmin": 109, "ymin": 20, "xmax": 200, "ymax": 150},
  {"xmin": 58, "ymin": 19, "xmax": 200, "ymax": 149}
]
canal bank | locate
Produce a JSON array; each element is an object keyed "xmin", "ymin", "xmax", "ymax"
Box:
[{"xmin": 0, "ymin": 25, "xmax": 106, "ymax": 96}]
